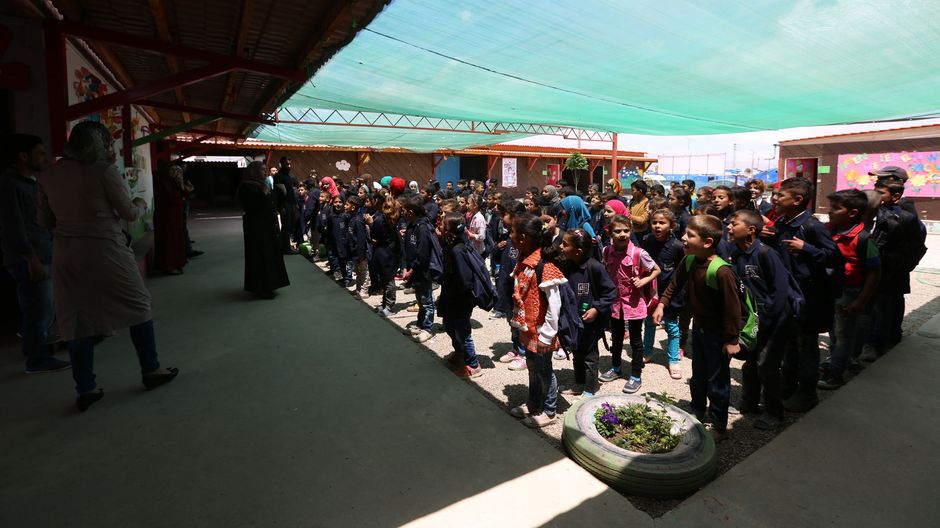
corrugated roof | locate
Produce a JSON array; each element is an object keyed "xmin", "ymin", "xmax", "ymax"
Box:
[{"xmin": 780, "ymin": 123, "xmax": 940, "ymax": 146}]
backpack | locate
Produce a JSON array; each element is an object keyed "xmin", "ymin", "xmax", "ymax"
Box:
[
  {"xmin": 535, "ymin": 261, "xmax": 584, "ymax": 356},
  {"xmin": 756, "ymin": 245, "xmax": 805, "ymax": 319},
  {"xmin": 456, "ymin": 243, "xmax": 497, "ymax": 312},
  {"xmin": 418, "ymin": 221, "xmax": 445, "ymax": 284},
  {"xmin": 684, "ymin": 255, "xmax": 760, "ymax": 354}
]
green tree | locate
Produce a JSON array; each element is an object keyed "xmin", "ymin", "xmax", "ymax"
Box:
[{"xmin": 565, "ymin": 152, "xmax": 589, "ymax": 188}]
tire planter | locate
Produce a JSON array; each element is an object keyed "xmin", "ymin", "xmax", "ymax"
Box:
[{"xmin": 562, "ymin": 394, "xmax": 717, "ymax": 498}]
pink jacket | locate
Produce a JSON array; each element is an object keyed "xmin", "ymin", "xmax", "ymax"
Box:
[{"xmin": 603, "ymin": 243, "xmax": 655, "ymax": 321}]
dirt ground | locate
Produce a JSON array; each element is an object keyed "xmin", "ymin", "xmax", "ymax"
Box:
[{"xmin": 315, "ymin": 259, "xmax": 940, "ymax": 516}]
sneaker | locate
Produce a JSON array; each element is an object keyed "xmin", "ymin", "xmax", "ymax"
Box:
[
  {"xmin": 498, "ymin": 351, "xmax": 519, "ymax": 363},
  {"xmin": 508, "ymin": 357, "xmax": 527, "ymax": 371},
  {"xmin": 455, "ymin": 364, "xmax": 483, "ymax": 379},
  {"xmin": 753, "ymin": 414, "xmax": 783, "ymax": 431},
  {"xmin": 405, "ymin": 326, "xmax": 422, "ymax": 336},
  {"xmin": 559, "ymin": 386, "xmax": 584, "ymax": 396},
  {"xmin": 598, "ymin": 368, "xmax": 622, "ymax": 383},
  {"xmin": 817, "ymin": 374, "xmax": 845, "ymax": 390},
  {"xmin": 444, "ymin": 351, "xmax": 462, "ymax": 365},
  {"xmin": 509, "ymin": 404, "xmax": 529, "ymax": 418},
  {"xmin": 553, "ymin": 349, "xmax": 567, "ymax": 360},
  {"xmin": 376, "ymin": 307, "xmax": 392, "ymax": 318},
  {"xmin": 783, "ymin": 392, "xmax": 818, "ymax": 413},
  {"xmin": 705, "ymin": 423, "xmax": 727, "ymax": 443},
  {"xmin": 523, "ymin": 412, "xmax": 556, "ymax": 428},
  {"xmin": 413, "ymin": 330, "xmax": 433, "ymax": 343},
  {"xmin": 727, "ymin": 404, "xmax": 741, "ymax": 416},
  {"xmin": 406, "ymin": 303, "xmax": 420, "ymax": 313},
  {"xmin": 24, "ymin": 358, "xmax": 71, "ymax": 374},
  {"xmin": 489, "ymin": 310, "xmax": 507, "ymax": 320},
  {"xmin": 352, "ymin": 292, "xmax": 367, "ymax": 300},
  {"xmin": 622, "ymin": 377, "xmax": 642, "ymax": 394},
  {"xmin": 848, "ymin": 359, "xmax": 865, "ymax": 373}
]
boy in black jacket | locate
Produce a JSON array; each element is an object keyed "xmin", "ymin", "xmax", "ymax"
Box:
[
  {"xmin": 402, "ymin": 196, "xmax": 442, "ymax": 343},
  {"xmin": 728, "ymin": 210, "xmax": 791, "ymax": 429},
  {"xmin": 761, "ymin": 178, "xmax": 842, "ymax": 412},
  {"xmin": 345, "ymin": 196, "xmax": 372, "ymax": 298},
  {"xmin": 327, "ymin": 195, "xmax": 352, "ymax": 287}
]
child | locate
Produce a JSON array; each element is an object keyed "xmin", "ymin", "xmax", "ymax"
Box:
[
  {"xmin": 668, "ymin": 188, "xmax": 692, "ymax": 238},
  {"xmin": 421, "ymin": 183, "xmax": 440, "ymax": 225},
  {"xmin": 401, "ymin": 196, "xmax": 442, "ymax": 343},
  {"xmin": 486, "ymin": 192, "xmax": 506, "ymax": 277},
  {"xmin": 747, "ymin": 179, "xmax": 772, "ymax": 216},
  {"xmin": 819, "ymin": 189, "xmax": 880, "ymax": 389},
  {"xmin": 654, "ymin": 215, "xmax": 741, "ymax": 440},
  {"xmin": 495, "ymin": 200, "xmax": 528, "ymax": 371},
  {"xmin": 466, "ymin": 195, "xmax": 487, "ymax": 255},
  {"xmin": 600, "ymin": 197, "xmax": 629, "ymax": 247},
  {"xmin": 865, "ymin": 167, "xmax": 927, "ymax": 358},
  {"xmin": 369, "ymin": 197, "xmax": 402, "ymax": 317},
  {"xmin": 327, "ymin": 195, "xmax": 352, "ymax": 287},
  {"xmin": 761, "ymin": 178, "xmax": 841, "ymax": 412},
  {"xmin": 598, "ymin": 215, "xmax": 661, "ymax": 394},
  {"xmin": 681, "ymin": 179, "xmax": 697, "ymax": 209},
  {"xmin": 726, "ymin": 210, "xmax": 791, "ymax": 429},
  {"xmin": 437, "ymin": 212, "xmax": 487, "ymax": 378},
  {"xmin": 507, "ymin": 213, "xmax": 566, "ymax": 428},
  {"xmin": 559, "ymin": 228, "xmax": 617, "ymax": 397},
  {"xmin": 712, "ymin": 186, "xmax": 733, "ymax": 234},
  {"xmin": 629, "ymin": 181, "xmax": 651, "ymax": 237},
  {"xmin": 640, "ymin": 209, "xmax": 685, "ymax": 379},
  {"xmin": 345, "ymin": 196, "xmax": 371, "ymax": 297},
  {"xmin": 696, "ymin": 186, "xmax": 714, "ymax": 206}
]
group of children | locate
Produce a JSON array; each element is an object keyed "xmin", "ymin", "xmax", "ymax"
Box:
[{"xmin": 297, "ymin": 168, "xmax": 927, "ymax": 438}]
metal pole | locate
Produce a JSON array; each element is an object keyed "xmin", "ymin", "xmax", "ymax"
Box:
[{"xmin": 610, "ymin": 132, "xmax": 618, "ymax": 190}]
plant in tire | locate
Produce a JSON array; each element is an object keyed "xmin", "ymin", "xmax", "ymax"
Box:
[{"xmin": 593, "ymin": 400, "xmax": 682, "ymax": 454}]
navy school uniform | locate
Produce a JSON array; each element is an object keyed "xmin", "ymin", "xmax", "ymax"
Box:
[
  {"xmin": 328, "ymin": 208, "xmax": 351, "ymax": 280},
  {"xmin": 562, "ymin": 256, "xmax": 617, "ymax": 394},
  {"xmin": 640, "ymin": 232, "xmax": 686, "ymax": 317},
  {"xmin": 405, "ymin": 217, "xmax": 436, "ymax": 283},
  {"xmin": 347, "ymin": 210, "xmax": 372, "ymax": 263},
  {"xmin": 424, "ymin": 200, "xmax": 440, "ymax": 225},
  {"xmin": 437, "ymin": 241, "xmax": 479, "ymax": 320},
  {"xmin": 728, "ymin": 240, "xmax": 788, "ymax": 326},
  {"xmin": 494, "ymin": 238, "xmax": 519, "ymax": 315},
  {"xmin": 369, "ymin": 212, "xmax": 402, "ymax": 286},
  {"xmin": 673, "ymin": 209, "xmax": 690, "ymax": 239}
]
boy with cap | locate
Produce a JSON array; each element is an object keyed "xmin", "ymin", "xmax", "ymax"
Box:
[{"xmin": 862, "ymin": 167, "xmax": 927, "ymax": 360}]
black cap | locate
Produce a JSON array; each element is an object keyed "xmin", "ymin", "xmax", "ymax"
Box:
[{"xmin": 868, "ymin": 165, "xmax": 908, "ymax": 182}]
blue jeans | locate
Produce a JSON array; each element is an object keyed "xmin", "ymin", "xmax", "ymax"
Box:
[
  {"xmin": 444, "ymin": 317, "xmax": 478, "ymax": 367},
  {"xmin": 6, "ymin": 262, "xmax": 55, "ymax": 368},
  {"xmin": 68, "ymin": 320, "xmax": 160, "ymax": 394},
  {"xmin": 690, "ymin": 325, "xmax": 731, "ymax": 431},
  {"xmin": 830, "ymin": 288, "xmax": 867, "ymax": 377},
  {"xmin": 414, "ymin": 279, "xmax": 435, "ymax": 330},
  {"xmin": 644, "ymin": 314, "xmax": 680, "ymax": 364},
  {"xmin": 525, "ymin": 349, "xmax": 558, "ymax": 416}
]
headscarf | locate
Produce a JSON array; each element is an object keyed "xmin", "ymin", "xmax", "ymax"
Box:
[
  {"xmin": 320, "ymin": 176, "xmax": 339, "ymax": 198},
  {"xmin": 380, "ymin": 176, "xmax": 392, "ymax": 188},
  {"xmin": 542, "ymin": 185, "xmax": 560, "ymax": 204},
  {"xmin": 408, "ymin": 180, "xmax": 419, "ymax": 193},
  {"xmin": 65, "ymin": 120, "xmax": 112, "ymax": 165},
  {"xmin": 560, "ymin": 195, "xmax": 596, "ymax": 238},
  {"xmin": 607, "ymin": 178, "xmax": 623, "ymax": 195},
  {"xmin": 389, "ymin": 177, "xmax": 406, "ymax": 197},
  {"xmin": 605, "ymin": 198, "xmax": 628, "ymax": 217}
]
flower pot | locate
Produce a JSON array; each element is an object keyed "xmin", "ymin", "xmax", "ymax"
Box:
[{"xmin": 562, "ymin": 394, "xmax": 717, "ymax": 498}]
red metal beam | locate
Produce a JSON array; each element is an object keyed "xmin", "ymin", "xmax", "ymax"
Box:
[
  {"xmin": 52, "ymin": 21, "xmax": 306, "ymax": 81},
  {"xmin": 527, "ymin": 157, "xmax": 539, "ymax": 171},
  {"xmin": 138, "ymin": 100, "xmax": 273, "ymax": 125},
  {"xmin": 153, "ymin": 126, "xmax": 246, "ymax": 140},
  {"xmin": 487, "ymin": 155, "xmax": 500, "ymax": 176},
  {"xmin": 122, "ymin": 104, "xmax": 133, "ymax": 168},
  {"xmin": 44, "ymin": 21, "xmax": 67, "ymax": 156},
  {"xmin": 275, "ymin": 119, "xmax": 507, "ymax": 135},
  {"xmin": 66, "ymin": 64, "xmax": 234, "ymax": 121}
]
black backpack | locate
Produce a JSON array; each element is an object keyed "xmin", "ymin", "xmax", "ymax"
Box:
[
  {"xmin": 456, "ymin": 243, "xmax": 497, "ymax": 312},
  {"xmin": 535, "ymin": 261, "xmax": 584, "ymax": 356}
]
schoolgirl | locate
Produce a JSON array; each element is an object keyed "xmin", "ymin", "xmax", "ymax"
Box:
[{"xmin": 640, "ymin": 209, "xmax": 686, "ymax": 379}]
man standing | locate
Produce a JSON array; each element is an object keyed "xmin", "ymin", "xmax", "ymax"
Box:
[
  {"xmin": 273, "ymin": 156, "xmax": 298, "ymax": 254},
  {"xmin": 0, "ymin": 135, "xmax": 70, "ymax": 373}
]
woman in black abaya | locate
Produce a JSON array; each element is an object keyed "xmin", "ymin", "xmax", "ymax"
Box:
[{"xmin": 239, "ymin": 161, "xmax": 289, "ymax": 299}]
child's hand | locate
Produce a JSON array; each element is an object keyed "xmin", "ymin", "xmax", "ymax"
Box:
[
  {"xmin": 652, "ymin": 305, "xmax": 664, "ymax": 325},
  {"xmin": 497, "ymin": 240, "xmax": 507, "ymax": 249},
  {"xmin": 581, "ymin": 308, "xmax": 598, "ymax": 323},
  {"xmin": 724, "ymin": 343, "xmax": 740, "ymax": 358},
  {"xmin": 632, "ymin": 276, "xmax": 650, "ymax": 288},
  {"xmin": 782, "ymin": 237, "xmax": 804, "ymax": 253}
]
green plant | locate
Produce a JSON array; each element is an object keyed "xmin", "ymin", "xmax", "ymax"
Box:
[
  {"xmin": 565, "ymin": 152, "xmax": 589, "ymax": 187},
  {"xmin": 592, "ymin": 401, "xmax": 682, "ymax": 454}
]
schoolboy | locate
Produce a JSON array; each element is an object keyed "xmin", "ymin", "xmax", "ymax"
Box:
[
  {"xmin": 629, "ymin": 180, "xmax": 651, "ymax": 236},
  {"xmin": 655, "ymin": 215, "xmax": 741, "ymax": 440},
  {"xmin": 761, "ymin": 178, "xmax": 841, "ymax": 412},
  {"xmin": 864, "ymin": 167, "xmax": 926, "ymax": 359},
  {"xmin": 819, "ymin": 189, "xmax": 880, "ymax": 388},
  {"xmin": 345, "ymin": 196, "xmax": 372, "ymax": 298},
  {"xmin": 727, "ymin": 210, "xmax": 790, "ymax": 429}
]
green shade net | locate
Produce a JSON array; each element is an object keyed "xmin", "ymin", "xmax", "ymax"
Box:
[{"xmin": 258, "ymin": 0, "xmax": 940, "ymax": 145}]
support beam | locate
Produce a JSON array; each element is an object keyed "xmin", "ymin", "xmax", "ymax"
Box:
[
  {"xmin": 526, "ymin": 157, "xmax": 539, "ymax": 171},
  {"xmin": 66, "ymin": 64, "xmax": 234, "ymax": 121},
  {"xmin": 138, "ymin": 100, "xmax": 273, "ymax": 125},
  {"xmin": 154, "ymin": 126, "xmax": 246, "ymax": 140},
  {"xmin": 44, "ymin": 21, "xmax": 67, "ymax": 157},
  {"xmin": 219, "ymin": 0, "xmax": 258, "ymax": 132},
  {"xmin": 122, "ymin": 104, "xmax": 133, "ymax": 168},
  {"xmin": 133, "ymin": 116, "xmax": 220, "ymax": 147},
  {"xmin": 610, "ymin": 132, "xmax": 619, "ymax": 188},
  {"xmin": 487, "ymin": 155, "xmax": 500, "ymax": 176},
  {"xmin": 147, "ymin": 0, "xmax": 190, "ymax": 122},
  {"xmin": 356, "ymin": 152, "xmax": 369, "ymax": 175},
  {"xmin": 51, "ymin": 21, "xmax": 306, "ymax": 81}
]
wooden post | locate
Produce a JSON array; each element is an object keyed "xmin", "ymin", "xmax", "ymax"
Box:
[{"xmin": 122, "ymin": 104, "xmax": 133, "ymax": 169}]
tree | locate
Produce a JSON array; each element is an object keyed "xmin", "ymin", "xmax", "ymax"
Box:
[{"xmin": 565, "ymin": 152, "xmax": 589, "ymax": 188}]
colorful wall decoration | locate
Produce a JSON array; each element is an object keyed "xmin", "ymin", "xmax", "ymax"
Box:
[
  {"xmin": 785, "ymin": 158, "xmax": 817, "ymax": 179},
  {"xmin": 837, "ymin": 151, "xmax": 940, "ymax": 198}
]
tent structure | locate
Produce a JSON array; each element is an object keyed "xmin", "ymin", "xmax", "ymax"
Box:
[{"xmin": 254, "ymin": 0, "xmax": 940, "ymax": 149}]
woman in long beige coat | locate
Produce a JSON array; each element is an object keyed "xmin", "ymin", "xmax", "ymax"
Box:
[{"xmin": 38, "ymin": 121, "xmax": 178, "ymax": 411}]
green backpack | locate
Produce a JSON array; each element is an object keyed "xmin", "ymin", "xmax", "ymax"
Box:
[{"xmin": 684, "ymin": 256, "xmax": 759, "ymax": 354}]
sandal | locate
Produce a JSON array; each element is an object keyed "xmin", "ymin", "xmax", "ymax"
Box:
[{"xmin": 669, "ymin": 364, "xmax": 682, "ymax": 380}]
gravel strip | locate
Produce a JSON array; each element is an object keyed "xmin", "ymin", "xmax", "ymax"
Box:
[{"xmin": 313, "ymin": 259, "xmax": 939, "ymax": 517}]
